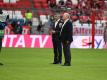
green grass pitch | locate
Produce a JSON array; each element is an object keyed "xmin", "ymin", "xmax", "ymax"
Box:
[{"xmin": 0, "ymin": 48, "xmax": 107, "ymax": 80}]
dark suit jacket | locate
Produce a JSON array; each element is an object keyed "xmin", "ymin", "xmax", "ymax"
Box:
[
  {"xmin": 52, "ymin": 19, "xmax": 63, "ymax": 39},
  {"xmin": 60, "ymin": 20, "xmax": 73, "ymax": 43}
]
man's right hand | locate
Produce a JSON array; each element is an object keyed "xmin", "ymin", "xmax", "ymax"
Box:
[{"xmin": 52, "ymin": 30, "xmax": 56, "ymax": 34}]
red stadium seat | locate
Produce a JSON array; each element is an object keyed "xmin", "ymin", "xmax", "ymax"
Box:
[
  {"xmin": 33, "ymin": 0, "xmax": 38, "ymax": 3},
  {"xmin": 38, "ymin": 11, "xmax": 45, "ymax": 15},
  {"xmin": 43, "ymin": 3, "xmax": 49, "ymax": 9},
  {"xmin": 0, "ymin": 0, "xmax": 33, "ymax": 9},
  {"xmin": 42, "ymin": 0, "xmax": 47, "ymax": 3},
  {"xmin": 33, "ymin": 0, "xmax": 43, "ymax": 3},
  {"xmin": 79, "ymin": 16, "xmax": 89, "ymax": 23},
  {"xmin": 45, "ymin": 10, "xmax": 53, "ymax": 15},
  {"xmin": 71, "ymin": 15, "xmax": 78, "ymax": 21},
  {"xmin": 34, "ymin": 3, "xmax": 42, "ymax": 9},
  {"xmin": 0, "ymin": 0, "xmax": 3, "ymax": 2},
  {"xmin": 0, "ymin": 2, "xmax": 3, "ymax": 8}
]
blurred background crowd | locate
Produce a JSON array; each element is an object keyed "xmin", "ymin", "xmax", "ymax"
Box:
[{"xmin": 0, "ymin": 0, "xmax": 107, "ymax": 35}]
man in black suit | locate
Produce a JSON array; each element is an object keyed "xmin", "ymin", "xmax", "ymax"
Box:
[
  {"xmin": 50, "ymin": 14, "xmax": 63, "ymax": 64},
  {"xmin": 60, "ymin": 13, "xmax": 73, "ymax": 66},
  {"xmin": 0, "ymin": 9, "xmax": 8, "ymax": 65}
]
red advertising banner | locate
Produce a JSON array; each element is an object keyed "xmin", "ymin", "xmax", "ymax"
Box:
[
  {"xmin": 2, "ymin": 35, "xmax": 105, "ymax": 49},
  {"xmin": 2, "ymin": 35, "xmax": 52, "ymax": 48}
]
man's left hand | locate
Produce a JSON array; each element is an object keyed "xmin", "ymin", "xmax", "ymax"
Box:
[{"xmin": 66, "ymin": 41, "xmax": 70, "ymax": 44}]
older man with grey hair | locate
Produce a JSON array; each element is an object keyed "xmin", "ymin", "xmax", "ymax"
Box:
[{"xmin": 60, "ymin": 13, "xmax": 73, "ymax": 66}]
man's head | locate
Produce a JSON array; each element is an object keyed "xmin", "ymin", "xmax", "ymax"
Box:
[
  {"xmin": 0, "ymin": 8, "xmax": 3, "ymax": 14},
  {"xmin": 62, "ymin": 13, "xmax": 70, "ymax": 21},
  {"xmin": 54, "ymin": 14, "xmax": 60, "ymax": 21}
]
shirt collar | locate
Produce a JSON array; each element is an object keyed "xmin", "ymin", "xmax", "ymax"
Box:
[
  {"xmin": 56, "ymin": 19, "xmax": 60, "ymax": 22},
  {"xmin": 64, "ymin": 19, "xmax": 69, "ymax": 24}
]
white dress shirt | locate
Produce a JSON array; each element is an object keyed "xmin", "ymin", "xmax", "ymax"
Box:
[{"xmin": 55, "ymin": 19, "xmax": 60, "ymax": 28}]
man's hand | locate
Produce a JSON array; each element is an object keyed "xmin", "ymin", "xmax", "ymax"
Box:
[
  {"xmin": 52, "ymin": 30, "xmax": 56, "ymax": 34},
  {"xmin": 66, "ymin": 41, "xmax": 70, "ymax": 44}
]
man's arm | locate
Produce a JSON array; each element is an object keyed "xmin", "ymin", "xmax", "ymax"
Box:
[{"xmin": 66, "ymin": 21, "xmax": 73, "ymax": 43}]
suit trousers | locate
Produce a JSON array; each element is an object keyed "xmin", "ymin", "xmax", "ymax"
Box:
[
  {"xmin": 62, "ymin": 42, "xmax": 71, "ymax": 64},
  {"xmin": 52, "ymin": 38, "xmax": 62, "ymax": 63},
  {"xmin": 0, "ymin": 38, "xmax": 2, "ymax": 52}
]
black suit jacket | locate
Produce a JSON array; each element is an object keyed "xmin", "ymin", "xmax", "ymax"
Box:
[
  {"xmin": 60, "ymin": 20, "xmax": 73, "ymax": 43},
  {"xmin": 52, "ymin": 19, "xmax": 63, "ymax": 39}
]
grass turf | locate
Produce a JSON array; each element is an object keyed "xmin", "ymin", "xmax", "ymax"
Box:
[{"xmin": 0, "ymin": 48, "xmax": 107, "ymax": 80}]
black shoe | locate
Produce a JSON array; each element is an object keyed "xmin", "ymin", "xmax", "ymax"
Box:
[
  {"xmin": 58, "ymin": 61, "xmax": 62, "ymax": 64},
  {"xmin": 58, "ymin": 62, "xmax": 62, "ymax": 64},
  {"xmin": 52, "ymin": 62, "xmax": 59, "ymax": 64},
  {"xmin": 0, "ymin": 63, "xmax": 3, "ymax": 66},
  {"xmin": 52, "ymin": 62, "xmax": 61, "ymax": 64},
  {"xmin": 63, "ymin": 63, "xmax": 71, "ymax": 66}
]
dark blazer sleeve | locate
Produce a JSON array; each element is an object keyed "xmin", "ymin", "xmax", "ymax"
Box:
[
  {"xmin": 60, "ymin": 20, "xmax": 73, "ymax": 42},
  {"xmin": 66, "ymin": 21, "xmax": 73, "ymax": 42}
]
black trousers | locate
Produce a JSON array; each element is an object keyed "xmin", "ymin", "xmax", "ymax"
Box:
[
  {"xmin": 0, "ymin": 37, "xmax": 3, "ymax": 65},
  {"xmin": 52, "ymin": 38, "xmax": 62, "ymax": 63},
  {"xmin": 62, "ymin": 42, "xmax": 71, "ymax": 64},
  {"xmin": 0, "ymin": 38, "xmax": 2, "ymax": 52}
]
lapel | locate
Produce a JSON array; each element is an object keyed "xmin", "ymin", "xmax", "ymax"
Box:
[
  {"xmin": 55, "ymin": 19, "xmax": 60, "ymax": 28},
  {"xmin": 60, "ymin": 19, "xmax": 69, "ymax": 35}
]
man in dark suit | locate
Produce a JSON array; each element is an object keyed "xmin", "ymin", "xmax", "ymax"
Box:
[
  {"xmin": 0, "ymin": 9, "xmax": 8, "ymax": 65},
  {"xmin": 60, "ymin": 13, "xmax": 73, "ymax": 66},
  {"xmin": 50, "ymin": 14, "xmax": 63, "ymax": 64},
  {"xmin": 103, "ymin": 22, "xmax": 107, "ymax": 48}
]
